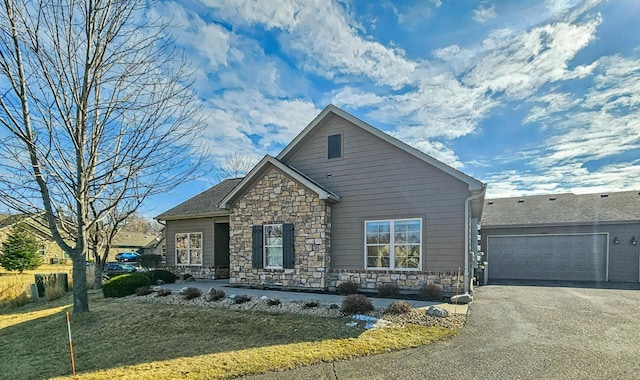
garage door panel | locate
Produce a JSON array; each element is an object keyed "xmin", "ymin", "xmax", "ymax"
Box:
[{"xmin": 488, "ymin": 234, "xmax": 607, "ymax": 282}]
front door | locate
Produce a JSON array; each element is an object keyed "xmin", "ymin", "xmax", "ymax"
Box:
[{"xmin": 214, "ymin": 222, "xmax": 230, "ymax": 267}]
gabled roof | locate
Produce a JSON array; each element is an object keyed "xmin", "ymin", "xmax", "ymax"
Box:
[
  {"xmin": 482, "ymin": 190, "xmax": 640, "ymax": 227},
  {"xmin": 155, "ymin": 178, "xmax": 242, "ymax": 220},
  {"xmin": 111, "ymin": 230, "xmax": 161, "ymax": 248},
  {"xmin": 218, "ymin": 155, "xmax": 340, "ymax": 209},
  {"xmin": 277, "ymin": 104, "xmax": 485, "ymax": 192}
]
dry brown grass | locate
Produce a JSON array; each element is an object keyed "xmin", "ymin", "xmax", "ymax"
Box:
[{"xmin": 0, "ymin": 264, "xmax": 74, "ymax": 308}]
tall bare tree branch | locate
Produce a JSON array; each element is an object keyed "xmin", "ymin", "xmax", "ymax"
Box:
[{"xmin": 0, "ymin": 0, "xmax": 207, "ymax": 312}]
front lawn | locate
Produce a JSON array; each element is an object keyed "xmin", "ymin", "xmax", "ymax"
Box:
[{"xmin": 0, "ymin": 291, "xmax": 458, "ymax": 379}]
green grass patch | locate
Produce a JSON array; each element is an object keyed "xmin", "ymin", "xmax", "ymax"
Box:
[{"xmin": 2, "ymin": 291, "xmax": 459, "ymax": 379}]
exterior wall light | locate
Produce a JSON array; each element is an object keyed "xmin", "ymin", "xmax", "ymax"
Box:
[
  {"xmin": 631, "ymin": 236, "xmax": 637, "ymax": 245},
  {"xmin": 613, "ymin": 236, "xmax": 620, "ymax": 244}
]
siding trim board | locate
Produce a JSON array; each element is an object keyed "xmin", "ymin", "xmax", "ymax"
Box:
[{"xmin": 486, "ymin": 232, "xmax": 610, "ymax": 282}]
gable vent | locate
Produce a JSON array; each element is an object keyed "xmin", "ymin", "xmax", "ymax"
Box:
[
  {"xmin": 488, "ymin": 201, "xmax": 494, "ymax": 205},
  {"xmin": 518, "ymin": 199, "xmax": 525, "ymax": 203},
  {"xmin": 600, "ymin": 194, "xmax": 608, "ymax": 198},
  {"xmin": 549, "ymin": 197, "xmax": 557, "ymax": 201}
]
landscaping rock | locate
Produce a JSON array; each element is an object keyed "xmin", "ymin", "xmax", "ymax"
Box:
[
  {"xmin": 156, "ymin": 279, "xmax": 165, "ymax": 285},
  {"xmin": 152, "ymin": 286, "xmax": 162, "ymax": 292},
  {"xmin": 426, "ymin": 305, "xmax": 450, "ymax": 318},
  {"xmin": 450, "ymin": 293, "xmax": 473, "ymax": 304},
  {"xmin": 178, "ymin": 287, "xmax": 190, "ymax": 295},
  {"xmin": 184, "ymin": 275, "xmax": 195, "ymax": 282}
]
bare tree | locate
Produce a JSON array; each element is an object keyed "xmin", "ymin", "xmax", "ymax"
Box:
[
  {"xmin": 0, "ymin": 0, "xmax": 207, "ymax": 312},
  {"xmin": 216, "ymin": 153, "xmax": 258, "ymax": 181}
]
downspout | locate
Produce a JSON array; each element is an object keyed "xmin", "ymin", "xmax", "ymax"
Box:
[{"xmin": 464, "ymin": 191, "xmax": 484, "ymax": 294}]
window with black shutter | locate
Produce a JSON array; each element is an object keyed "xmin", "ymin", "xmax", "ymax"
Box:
[{"xmin": 252, "ymin": 223, "xmax": 295, "ymax": 269}]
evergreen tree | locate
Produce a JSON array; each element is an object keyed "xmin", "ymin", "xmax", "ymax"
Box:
[{"xmin": 0, "ymin": 223, "xmax": 42, "ymax": 273}]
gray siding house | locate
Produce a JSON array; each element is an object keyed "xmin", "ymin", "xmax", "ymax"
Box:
[
  {"xmin": 480, "ymin": 191, "xmax": 640, "ymax": 284},
  {"xmin": 157, "ymin": 105, "xmax": 486, "ymax": 294}
]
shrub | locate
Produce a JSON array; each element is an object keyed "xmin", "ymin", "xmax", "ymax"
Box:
[
  {"xmin": 267, "ymin": 298, "xmax": 281, "ymax": 307},
  {"xmin": 336, "ymin": 281, "xmax": 359, "ymax": 295},
  {"xmin": 341, "ymin": 294, "xmax": 374, "ymax": 315},
  {"xmin": 35, "ymin": 273, "xmax": 69, "ymax": 298},
  {"xmin": 233, "ymin": 295, "xmax": 251, "ymax": 304},
  {"xmin": 386, "ymin": 301, "xmax": 412, "ymax": 314},
  {"xmin": 139, "ymin": 254, "xmax": 162, "ymax": 269},
  {"xmin": 102, "ymin": 273, "xmax": 151, "ymax": 298},
  {"xmin": 180, "ymin": 287, "xmax": 201, "ymax": 300},
  {"xmin": 142, "ymin": 269, "xmax": 178, "ymax": 284},
  {"xmin": 377, "ymin": 283, "xmax": 400, "ymax": 298},
  {"xmin": 43, "ymin": 277, "xmax": 66, "ymax": 301},
  {"xmin": 0, "ymin": 223, "xmax": 42, "ymax": 273},
  {"xmin": 418, "ymin": 284, "xmax": 444, "ymax": 302},
  {"xmin": 205, "ymin": 288, "xmax": 225, "ymax": 302},
  {"xmin": 135, "ymin": 286, "xmax": 151, "ymax": 296},
  {"xmin": 303, "ymin": 301, "xmax": 319, "ymax": 309},
  {"xmin": 155, "ymin": 288, "xmax": 172, "ymax": 297}
]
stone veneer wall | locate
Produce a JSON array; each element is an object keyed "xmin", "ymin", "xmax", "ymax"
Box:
[
  {"xmin": 329, "ymin": 270, "xmax": 464, "ymax": 296},
  {"xmin": 229, "ymin": 168, "xmax": 332, "ymax": 288},
  {"xmin": 168, "ymin": 266, "xmax": 230, "ymax": 280}
]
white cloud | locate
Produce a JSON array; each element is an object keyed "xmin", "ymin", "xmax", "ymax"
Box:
[
  {"xmin": 152, "ymin": 2, "xmax": 231, "ymax": 69},
  {"xmin": 201, "ymin": 0, "xmax": 416, "ymax": 89},
  {"xmin": 392, "ymin": 2, "xmax": 436, "ymax": 29},
  {"xmin": 473, "ymin": 4, "xmax": 497, "ymax": 24},
  {"xmin": 521, "ymin": 55, "xmax": 640, "ymax": 169},
  {"xmin": 205, "ymin": 90, "xmax": 320, "ymax": 153},
  {"xmin": 485, "ymin": 161, "xmax": 640, "ymax": 198},
  {"xmin": 463, "ymin": 16, "xmax": 601, "ymax": 98},
  {"xmin": 408, "ymin": 140, "xmax": 464, "ymax": 169}
]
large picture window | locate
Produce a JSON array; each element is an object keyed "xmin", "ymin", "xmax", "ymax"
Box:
[
  {"xmin": 175, "ymin": 232, "xmax": 202, "ymax": 266},
  {"xmin": 365, "ymin": 218, "xmax": 421, "ymax": 270}
]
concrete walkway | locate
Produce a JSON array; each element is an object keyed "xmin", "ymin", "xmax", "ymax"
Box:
[{"xmin": 162, "ymin": 279, "xmax": 468, "ymax": 314}]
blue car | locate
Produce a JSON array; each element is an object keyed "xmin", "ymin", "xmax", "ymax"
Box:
[{"xmin": 115, "ymin": 251, "xmax": 140, "ymax": 262}]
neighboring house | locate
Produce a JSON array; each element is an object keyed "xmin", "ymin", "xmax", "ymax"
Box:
[
  {"xmin": 156, "ymin": 105, "xmax": 486, "ymax": 295},
  {"xmin": 109, "ymin": 230, "xmax": 163, "ymax": 261},
  {"xmin": 0, "ymin": 213, "xmax": 70, "ymax": 264},
  {"xmin": 480, "ymin": 191, "xmax": 640, "ymax": 284}
]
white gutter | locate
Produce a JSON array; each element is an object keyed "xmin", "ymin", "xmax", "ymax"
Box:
[{"xmin": 464, "ymin": 192, "xmax": 484, "ymax": 294}]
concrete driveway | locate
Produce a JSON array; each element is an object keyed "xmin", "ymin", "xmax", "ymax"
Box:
[{"xmin": 246, "ymin": 285, "xmax": 640, "ymax": 379}]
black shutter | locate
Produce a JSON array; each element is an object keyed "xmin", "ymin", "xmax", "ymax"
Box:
[
  {"xmin": 252, "ymin": 225, "xmax": 263, "ymax": 269},
  {"xmin": 283, "ymin": 223, "xmax": 294, "ymax": 268}
]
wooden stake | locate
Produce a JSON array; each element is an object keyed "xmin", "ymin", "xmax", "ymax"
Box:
[{"xmin": 66, "ymin": 312, "xmax": 77, "ymax": 380}]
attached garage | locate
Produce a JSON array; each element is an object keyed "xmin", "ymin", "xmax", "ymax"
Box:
[
  {"xmin": 487, "ymin": 234, "xmax": 608, "ymax": 282},
  {"xmin": 480, "ymin": 191, "xmax": 640, "ymax": 284}
]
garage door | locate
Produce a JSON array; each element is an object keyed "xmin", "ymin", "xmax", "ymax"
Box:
[{"xmin": 487, "ymin": 234, "xmax": 608, "ymax": 282}]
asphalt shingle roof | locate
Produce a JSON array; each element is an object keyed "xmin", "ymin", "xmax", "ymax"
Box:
[
  {"xmin": 155, "ymin": 178, "xmax": 242, "ymax": 220},
  {"xmin": 482, "ymin": 190, "xmax": 640, "ymax": 227}
]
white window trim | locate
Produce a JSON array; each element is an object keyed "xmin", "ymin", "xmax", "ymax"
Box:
[
  {"xmin": 175, "ymin": 232, "xmax": 203, "ymax": 266},
  {"xmin": 364, "ymin": 218, "xmax": 422, "ymax": 271},
  {"xmin": 263, "ymin": 224, "xmax": 284, "ymax": 269}
]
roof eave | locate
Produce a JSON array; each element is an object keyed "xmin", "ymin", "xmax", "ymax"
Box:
[
  {"xmin": 481, "ymin": 219, "xmax": 640, "ymax": 229},
  {"xmin": 156, "ymin": 211, "xmax": 231, "ymax": 221},
  {"xmin": 219, "ymin": 155, "xmax": 340, "ymax": 208}
]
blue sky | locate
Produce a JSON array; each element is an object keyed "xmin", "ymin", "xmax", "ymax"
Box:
[{"xmin": 145, "ymin": 0, "xmax": 640, "ymax": 217}]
